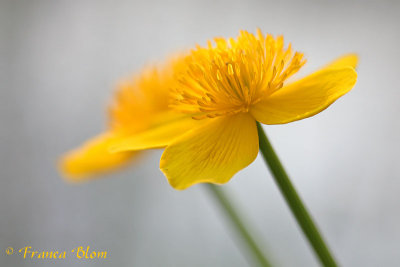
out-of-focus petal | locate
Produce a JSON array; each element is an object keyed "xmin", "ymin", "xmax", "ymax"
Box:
[
  {"xmin": 110, "ymin": 112, "xmax": 204, "ymax": 153},
  {"xmin": 60, "ymin": 132, "xmax": 136, "ymax": 181}
]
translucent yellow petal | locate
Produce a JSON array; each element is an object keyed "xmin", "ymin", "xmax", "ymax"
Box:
[
  {"xmin": 110, "ymin": 112, "xmax": 204, "ymax": 153},
  {"xmin": 60, "ymin": 132, "xmax": 136, "ymax": 181},
  {"xmin": 325, "ymin": 53, "xmax": 359, "ymax": 69},
  {"xmin": 251, "ymin": 67, "xmax": 357, "ymax": 124},
  {"xmin": 160, "ymin": 113, "xmax": 259, "ymax": 190}
]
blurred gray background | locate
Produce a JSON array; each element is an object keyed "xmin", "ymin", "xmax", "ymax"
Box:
[{"xmin": 1, "ymin": 0, "xmax": 399, "ymax": 266}]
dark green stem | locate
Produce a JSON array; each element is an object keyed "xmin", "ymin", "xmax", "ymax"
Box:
[
  {"xmin": 256, "ymin": 122, "xmax": 338, "ymax": 267},
  {"xmin": 205, "ymin": 184, "xmax": 272, "ymax": 267}
]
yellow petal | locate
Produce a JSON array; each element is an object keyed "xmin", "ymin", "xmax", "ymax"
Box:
[
  {"xmin": 251, "ymin": 67, "xmax": 357, "ymax": 125},
  {"xmin": 325, "ymin": 53, "xmax": 359, "ymax": 69},
  {"xmin": 110, "ymin": 112, "xmax": 203, "ymax": 153},
  {"xmin": 60, "ymin": 132, "xmax": 136, "ymax": 181},
  {"xmin": 160, "ymin": 113, "xmax": 259, "ymax": 190}
]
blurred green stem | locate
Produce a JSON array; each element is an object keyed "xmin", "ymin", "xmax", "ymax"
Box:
[
  {"xmin": 256, "ymin": 122, "xmax": 338, "ymax": 267},
  {"xmin": 205, "ymin": 184, "xmax": 272, "ymax": 267}
]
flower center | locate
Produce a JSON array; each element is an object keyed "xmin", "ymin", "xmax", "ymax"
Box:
[{"xmin": 171, "ymin": 30, "xmax": 306, "ymax": 120}]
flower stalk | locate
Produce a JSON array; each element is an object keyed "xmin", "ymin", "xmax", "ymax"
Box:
[
  {"xmin": 205, "ymin": 184, "xmax": 272, "ymax": 267},
  {"xmin": 256, "ymin": 122, "xmax": 338, "ymax": 267}
]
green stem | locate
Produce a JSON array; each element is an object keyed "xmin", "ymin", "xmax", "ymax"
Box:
[
  {"xmin": 205, "ymin": 184, "xmax": 272, "ymax": 267},
  {"xmin": 256, "ymin": 122, "xmax": 338, "ymax": 267}
]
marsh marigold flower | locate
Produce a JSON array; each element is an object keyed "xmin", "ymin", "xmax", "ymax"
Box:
[
  {"xmin": 111, "ymin": 30, "xmax": 358, "ymax": 190},
  {"xmin": 60, "ymin": 64, "xmax": 177, "ymax": 180}
]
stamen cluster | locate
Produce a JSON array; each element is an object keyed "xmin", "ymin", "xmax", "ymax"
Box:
[{"xmin": 171, "ymin": 30, "xmax": 306, "ymax": 119}]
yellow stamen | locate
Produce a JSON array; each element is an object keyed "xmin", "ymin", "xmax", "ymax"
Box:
[{"xmin": 171, "ymin": 29, "xmax": 306, "ymax": 119}]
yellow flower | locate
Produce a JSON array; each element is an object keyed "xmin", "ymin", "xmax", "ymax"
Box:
[
  {"xmin": 60, "ymin": 65, "xmax": 174, "ymax": 181},
  {"xmin": 112, "ymin": 30, "xmax": 358, "ymax": 190}
]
